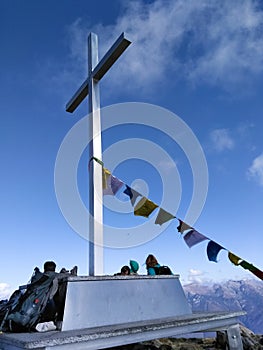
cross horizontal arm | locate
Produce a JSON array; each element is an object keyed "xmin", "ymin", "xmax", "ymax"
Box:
[
  {"xmin": 66, "ymin": 32, "xmax": 131, "ymax": 113},
  {"xmin": 93, "ymin": 32, "xmax": 131, "ymax": 81},
  {"xmin": 66, "ymin": 78, "xmax": 89, "ymax": 113}
]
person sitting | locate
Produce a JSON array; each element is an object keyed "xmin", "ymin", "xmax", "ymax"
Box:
[
  {"xmin": 145, "ymin": 254, "xmax": 173, "ymax": 275},
  {"xmin": 145, "ymin": 254, "xmax": 160, "ymax": 275},
  {"xmin": 121, "ymin": 265, "xmax": 130, "ymax": 275},
  {"xmin": 40, "ymin": 261, "xmax": 58, "ymax": 322},
  {"xmin": 114, "ymin": 265, "xmax": 131, "ymax": 276}
]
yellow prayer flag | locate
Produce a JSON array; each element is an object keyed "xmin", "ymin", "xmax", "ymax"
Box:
[
  {"xmin": 102, "ymin": 167, "xmax": 111, "ymax": 190},
  {"xmin": 228, "ymin": 252, "xmax": 242, "ymax": 266},
  {"xmin": 134, "ymin": 197, "xmax": 158, "ymax": 218}
]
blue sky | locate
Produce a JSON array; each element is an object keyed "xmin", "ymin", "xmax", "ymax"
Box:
[{"xmin": 1, "ymin": 0, "xmax": 263, "ymax": 298}]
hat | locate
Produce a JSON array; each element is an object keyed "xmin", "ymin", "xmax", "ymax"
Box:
[{"xmin": 130, "ymin": 260, "xmax": 139, "ymax": 273}]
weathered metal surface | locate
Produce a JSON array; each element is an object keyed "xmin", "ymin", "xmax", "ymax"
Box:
[
  {"xmin": 87, "ymin": 32, "xmax": 103, "ymax": 276},
  {"xmin": 62, "ymin": 275, "xmax": 192, "ymax": 331},
  {"xmin": 0, "ymin": 311, "xmax": 245, "ymax": 350},
  {"xmin": 227, "ymin": 324, "xmax": 244, "ymax": 350}
]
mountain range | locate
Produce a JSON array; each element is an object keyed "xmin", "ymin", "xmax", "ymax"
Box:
[{"xmin": 184, "ymin": 278, "xmax": 263, "ymax": 334}]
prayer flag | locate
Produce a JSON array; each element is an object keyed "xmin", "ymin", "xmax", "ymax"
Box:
[
  {"xmin": 155, "ymin": 208, "xmax": 175, "ymax": 225},
  {"xmin": 103, "ymin": 170, "xmax": 124, "ymax": 196},
  {"xmin": 207, "ymin": 241, "xmax": 224, "ymax": 262},
  {"xmin": 177, "ymin": 219, "xmax": 192, "ymax": 233},
  {"xmin": 111, "ymin": 176, "xmax": 124, "ymax": 194},
  {"xmin": 134, "ymin": 197, "xmax": 158, "ymax": 218},
  {"xmin": 102, "ymin": 168, "xmax": 111, "ymax": 190},
  {"xmin": 183, "ymin": 229, "xmax": 208, "ymax": 248},
  {"xmin": 123, "ymin": 185, "xmax": 142, "ymax": 206},
  {"xmin": 251, "ymin": 269, "xmax": 263, "ymax": 280},
  {"xmin": 228, "ymin": 252, "xmax": 242, "ymax": 266},
  {"xmin": 240, "ymin": 260, "xmax": 263, "ymax": 280},
  {"xmin": 240, "ymin": 260, "xmax": 255, "ymax": 271}
]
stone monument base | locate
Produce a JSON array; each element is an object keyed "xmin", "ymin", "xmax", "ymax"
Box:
[
  {"xmin": 0, "ymin": 275, "xmax": 245, "ymax": 350},
  {"xmin": 61, "ymin": 275, "xmax": 192, "ymax": 331}
]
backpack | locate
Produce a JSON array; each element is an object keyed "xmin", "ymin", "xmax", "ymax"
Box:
[
  {"xmin": 153, "ymin": 265, "xmax": 172, "ymax": 275},
  {"xmin": 0, "ymin": 290, "xmax": 22, "ymax": 331},
  {"xmin": 5, "ymin": 272, "xmax": 57, "ymax": 332}
]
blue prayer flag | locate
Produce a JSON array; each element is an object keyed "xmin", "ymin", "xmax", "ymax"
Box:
[{"xmin": 207, "ymin": 241, "xmax": 224, "ymax": 262}]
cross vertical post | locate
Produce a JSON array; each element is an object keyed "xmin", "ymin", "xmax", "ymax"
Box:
[
  {"xmin": 66, "ymin": 32, "xmax": 131, "ymax": 275},
  {"xmin": 88, "ymin": 33, "xmax": 103, "ymax": 276}
]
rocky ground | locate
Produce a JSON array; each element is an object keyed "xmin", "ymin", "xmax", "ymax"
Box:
[{"xmin": 107, "ymin": 326, "xmax": 263, "ymax": 350}]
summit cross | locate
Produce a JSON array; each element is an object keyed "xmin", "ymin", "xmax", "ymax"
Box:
[{"xmin": 66, "ymin": 32, "xmax": 131, "ymax": 276}]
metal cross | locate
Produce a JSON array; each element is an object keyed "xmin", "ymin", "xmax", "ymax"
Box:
[{"xmin": 66, "ymin": 32, "xmax": 131, "ymax": 275}]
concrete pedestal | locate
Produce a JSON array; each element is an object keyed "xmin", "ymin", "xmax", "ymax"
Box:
[
  {"xmin": 0, "ymin": 275, "xmax": 245, "ymax": 350},
  {"xmin": 62, "ymin": 275, "xmax": 192, "ymax": 331}
]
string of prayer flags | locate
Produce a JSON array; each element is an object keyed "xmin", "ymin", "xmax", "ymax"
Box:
[
  {"xmin": 88, "ymin": 156, "xmax": 104, "ymax": 172},
  {"xmin": 177, "ymin": 219, "xmax": 192, "ymax": 233},
  {"xmin": 228, "ymin": 252, "xmax": 263, "ymax": 280},
  {"xmin": 155, "ymin": 208, "xmax": 175, "ymax": 225},
  {"xmin": 90, "ymin": 156, "xmax": 104, "ymax": 166},
  {"xmin": 103, "ymin": 168, "xmax": 124, "ymax": 196},
  {"xmin": 207, "ymin": 241, "xmax": 225, "ymax": 262},
  {"xmin": 228, "ymin": 252, "xmax": 242, "ymax": 266},
  {"xmin": 96, "ymin": 161, "xmax": 263, "ymax": 281},
  {"xmin": 134, "ymin": 197, "xmax": 158, "ymax": 218},
  {"xmin": 183, "ymin": 229, "xmax": 208, "ymax": 248},
  {"xmin": 240, "ymin": 260, "xmax": 263, "ymax": 280},
  {"xmin": 123, "ymin": 185, "xmax": 142, "ymax": 206}
]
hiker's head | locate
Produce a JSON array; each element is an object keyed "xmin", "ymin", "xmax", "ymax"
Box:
[
  {"xmin": 120, "ymin": 265, "xmax": 130, "ymax": 275},
  {"xmin": 146, "ymin": 254, "xmax": 158, "ymax": 268},
  {"xmin": 44, "ymin": 261, "xmax": 56, "ymax": 272}
]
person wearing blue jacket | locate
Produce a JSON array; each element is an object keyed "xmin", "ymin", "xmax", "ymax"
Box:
[{"xmin": 145, "ymin": 254, "xmax": 160, "ymax": 275}]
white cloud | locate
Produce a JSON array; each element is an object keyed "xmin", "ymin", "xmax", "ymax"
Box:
[
  {"xmin": 247, "ymin": 153, "xmax": 263, "ymax": 186},
  {"xmin": 237, "ymin": 121, "xmax": 255, "ymax": 136},
  {"xmin": 187, "ymin": 1, "xmax": 263, "ymax": 88},
  {"xmin": 65, "ymin": 0, "xmax": 263, "ymax": 93},
  {"xmin": 0, "ymin": 283, "xmax": 11, "ymax": 300},
  {"xmin": 187, "ymin": 268, "xmax": 209, "ymax": 284},
  {"xmin": 210, "ymin": 128, "xmax": 234, "ymax": 152}
]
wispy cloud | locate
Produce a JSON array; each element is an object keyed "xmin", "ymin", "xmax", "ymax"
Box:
[
  {"xmin": 0, "ymin": 282, "xmax": 11, "ymax": 300},
  {"xmin": 64, "ymin": 0, "xmax": 263, "ymax": 94},
  {"xmin": 237, "ymin": 121, "xmax": 255, "ymax": 136},
  {"xmin": 210, "ymin": 128, "xmax": 235, "ymax": 152},
  {"xmin": 247, "ymin": 153, "xmax": 263, "ymax": 186}
]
